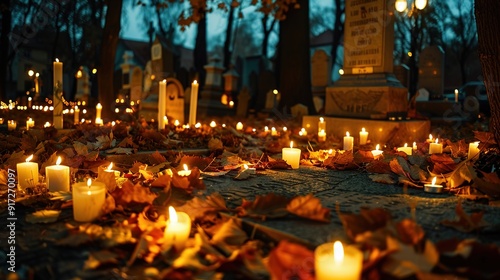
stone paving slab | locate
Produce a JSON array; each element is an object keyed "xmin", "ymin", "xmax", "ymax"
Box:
[{"xmin": 202, "ymin": 166, "xmax": 500, "ymax": 246}]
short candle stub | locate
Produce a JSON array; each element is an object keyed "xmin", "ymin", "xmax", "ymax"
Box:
[{"xmin": 424, "ymin": 177, "xmax": 444, "ymax": 193}]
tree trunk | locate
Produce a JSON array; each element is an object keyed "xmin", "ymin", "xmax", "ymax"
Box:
[
  {"xmin": 194, "ymin": 14, "xmax": 207, "ymax": 87},
  {"xmin": 475, "ymin": 0, "xmax": 500, "ymax": 143},
  {"xmin": 98, "ymin": 0, "xmax": 122, "ymax": 121},
  {"xmin": 0, "ymin": 0, "xmax": 12, "ymax": 101},
  {"xmin": 277, "ymin": 0, "xmax": 314, "ymax": 114},
  {"xmin": 330, "ymin": 0, "xmax": 344, "ymax": 71},
  {"xmin": 223, "ymin": 5, "xmax": 234, "ymax": 70},
  {"xmin": 261, "ymin": 14, "xmax": 276, "ymax": 58}
]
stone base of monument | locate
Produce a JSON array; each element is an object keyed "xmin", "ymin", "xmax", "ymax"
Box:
[
  {"xmin": 325, "ymin": 73, "xmax": 408, "ymax": 119},
  {"xmin": 197, "ymin": 89, "xmax": 235, "ymax": 117},
  {"xmin": 302, "ymin": 115, "xmax": 430, "ymax": 146}
]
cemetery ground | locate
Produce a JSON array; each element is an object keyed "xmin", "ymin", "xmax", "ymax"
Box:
[{"xmin": 1, "ymin": 112, "xmax": 500, "ymax": 280}]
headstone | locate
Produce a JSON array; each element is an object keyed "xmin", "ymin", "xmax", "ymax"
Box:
[
  {"xmin": 223, "ymin": 66, "xmax": 239, "ymax": 93},
  {"xmin": 291, "ymin": 103, "xmax": 308, "ymax": 117},
  {"xmin": 311, "ymin": 49, "xmax": 331, "ymax": 88},
  {"xmin": 130, "ymin": 66, "xmax": 143, "ymax": 102},
  {"xmin": 165, "ymin": 78, "xmax": 185, "ymax": 124},
  {"xmin": 257, "ymin": 70, "xmax": 275, "ymax": 111},
  {"xmin": 325, "ymin": 0, "xmax": 408, "ymax": 119},
  {"xmin": 419, "ymin": 45, "xmax": 445, "ymax": 99},
  {"xmin": 236, "ymin": 87, "xmax": 251, "ymax": 117},
  {"xmin": 203, "ymin": 55, "xmax": 224, "ymax": 90},
  {"xmin": 264, "ymin": 89, "xmax": 279, "ymax": 110},
  {"xmin": 151, "ymin": 37, "xmax": 175, "ymax": 80},
  {"xmin": 143, "ymin": 61, "xmax": 153, "ymax": 95}
]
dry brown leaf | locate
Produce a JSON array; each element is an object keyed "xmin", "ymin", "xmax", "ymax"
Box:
[
  {"xmin": 369, "ymin": 174, "xmax": 396, "ymax": 184},
  {"xmin": 179, "ymin": 155, "xmax": 213, "ymax": 171},
  {"xmin": 286, "ymin": 194, "xmax": 330, "ymax": 223},
  {"xmin": 390, "ymin": 157, "xmax": 411, "ymax": 177},
  {"xmin": 396, "ymin": 219, "xmax": 425, "ymax": 246},
  {"xmin": 446, "ymin": 139, "xmax": 468, "ymax": 158},
  {"xmin": 208, "ymin": 137, "xmax": 224, "ymax": 151},
  {"xmin": 441, "ymin": 200, "xmax": 488, "ymax": 233},
  {"xmin": 171, "ymin": 166, "xmax": 206, "ymax": 193},
  {"xmin": 149, "ymin": 151, "xmax": 167, "ymax": 165},
  {"xmin": 339, "ymin": 208, "xmax": 392, "ymax": 241},
  {"xmin": 409, "ymin": 164, "xmax": 428, "ymax": 182},
  {"xmin": 151, "ymin": 174, "xmax": 172, "ymax": 189},
  {"xmin": 237, "ymin": 193, "xmax": 290, "ymax": 220},
  {"xmin": 177, "ymin": 193, "xmax": 227, "ymax": 219},
  {"xmin": 366, "ymin": 160, "xmax": 392, "ymax": 174},
  {"xmin": 211, "ymin": 218, "xmax": 248, "ymax": 255},
  {"xmin": 110, "ymin": 180, "xmax": 157, "ymax": 206},
  {"xmin": 430, "ymin": 154, "xmax": 457, "ymax": 174},
  {"xmin": 323, "ymin": 151, "xmax": 356, "ymax": 170},
  {"xmin": 266, "ymin": 240, "xmax": 315, "ymax": 280}
]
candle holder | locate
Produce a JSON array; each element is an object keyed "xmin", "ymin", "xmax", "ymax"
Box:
[{"xmin": 424, "ymin": 177, "xmax": 444, "ymax": 193}]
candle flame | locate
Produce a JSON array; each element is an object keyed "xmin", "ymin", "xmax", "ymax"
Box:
[
  {"xmin": 183, "ymin": 164, "xmax": 188, "ymax": 172},
  {"xmin": 244, "ymin": 164, "xmax": 249, "ymax": 169},
  {"xmin": 429, "ymin": 134, "xmax": 433, "ymax": 141},
  {"xmin": 87, "ymin": 178, "xmax": 92, "ymax": 187},
  {"xmin": 376, "ymin": 144, "xmax": 380, "ymax": 151},
  {"xmin": 404, "ymin": 143, "xmax": 408, "ymax": 148},
  {"xmin": 55, "ymin": 58, "xmax": 59, "ymax": 62},
  {"xmin": 26, "ymin": 154, "xmax": 33, "ymax": 162},
  {"xmin": 320, "ymin": 117, "xmax": 324, "ymax": 122},
  {"xmin": 168, "ymin": 206, "xmax": 178, "ymax": 224},
  {"xmin": 272, "ymin": 127, "xmax": 276, "ymax": 131},
  {"xmin": 107, "ymin": 162, "xmax": 113, "ymax": 171},
  {"xmin": 290, "ymin": 141, "xmax": 294, "ymax": 148},
  {"xmin": 333, "ymin": 241, "xmax": 344, "ymax": 263},
  {"xmin": 56, "ymin": 156, "xmax": 62, "ymax": 165},
  {"xmin": 432, "ymin": 177, "xmax": 437, "ymax": 185},
  {"xmin": 174, "ymin": 120, "xmax": 180, "ymax": 126},
  {"xmin": 413, "ymin": 142, "xmax": 417, "ymax": 148},
  {"xmin": 193, "ymin": 80, "xmax": 198, "ymax": 85},
  {"xmin": 361, "ymin": 127, "xmax": 366, "ymax": 132},
  {"xmin": 346, "ymin": 131, "xmax": 350, "ymax": 137},
  {"xmin": 210, "ymin": 121, "xmax": 216, "ymax": 128},
  {"xmin": 435, "ymin": 138, "xmax": 439, "ymax": 144},
  {"xmin": 163, "ymin": 79, "xmax": 167, "ymax": 83}
]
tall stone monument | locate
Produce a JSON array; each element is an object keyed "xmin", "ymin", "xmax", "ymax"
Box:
[
  {"xmin": 304, "ymin": 0, "xmax": 430, "ymax": 145},
  {"xmin": 325, "ymin": 0, "xmax": 407, "ymax": 119}
]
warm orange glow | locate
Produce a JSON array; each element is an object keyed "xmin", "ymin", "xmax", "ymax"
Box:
[
  {"xmin": 26, "ymin": 154, "xmax": 33, "ymax": 162},
  {"xmin": 333, "ymin": 241, "xmax": 344, "ymax": 263},
  {"xmin": 56, "ymin": 156, "xmax": 62, "ymax": 165}
]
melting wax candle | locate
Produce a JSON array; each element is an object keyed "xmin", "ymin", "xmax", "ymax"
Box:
[
  {"xmin": 282, "ymin": 141, "xmax": 301, "ymax": 169},
  {"xmin": 17, "ymin": 154, "xmax": 38, "ymax": 190}
]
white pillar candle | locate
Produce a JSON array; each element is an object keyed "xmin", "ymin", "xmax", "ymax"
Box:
[
  {"xmin": 74, "ymin": 106, "xmax": 80, "ymax": 124},
  {"xmin": 315, "ymin": 241, "xmax": 363, "ymax": 280},
  {"xmin": 282, "ymin": 141, "xmax": 301, "ymax": 169},
  {"xmin": 318, "ymin": 129, "xmax": 326, "ymax": 142},
  {"xmin": 236, "ymin": 122, "xmax": 243, "ymax": 131},
  {"xmin": 95, "ymin": 103, "xmax": 102, "ymax": 121},
  {"xmin": 318, "ymin": 117, "xmax": 326, "ymax": 133},
  {"xmin": 26, "ymin": 118, "xmax": 34, "ymax": 130},
  {"xmin": 164, "ymin": 206, "xmax": 191, "ymax": 251},
  {"xmin": 429, "ymin": 138, "xmax": 443, "ymax": 154},
  {"xmin": 8, "ymin": 120, "xmax": 16, "ymax": 131},
  {"xmin": 158, "ymin": 79, "xmax": 167, "ymax": 130},
  {"xmin": 46, "ymin": 156, "xmax": 70, "ymax": 192},
  {"xmin": 53, "ymin": 59, "xmax": 64, "ymax": 129},
  {"xmin": 397, "ymin": 143, "xmax": 412, "ymax": 155},
  {"xmin": 72, "ymin": 178, "xmax": 106, "ymax": 222},
  {"xmin": 467, "ymin": 141, "xmax": 480, "ymax": 160},
  {"xmin": 189, "ymin": 80, "xmax": 199, "ymax": 125},
  {"xmin": 343, "ymin": 131, "xmax": 354, "ymax": 151},
  {"xmin": 359, "ymin": 127, "xmax": 368, "ymax": 145},
  {"xmin": 16, "ymin": 154, "xmax": 38, "ymax": 190},
  {"xmin": 371, "ymin": 144, "xmax": 383, "ymax": 159}
]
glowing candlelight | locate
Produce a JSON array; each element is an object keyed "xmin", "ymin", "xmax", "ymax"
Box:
[
  {"xmin": 371, "ymin": 144, "xmax": 384, "ymax": 158},
  {"xmin": 177, "ymin": 164, "xmax": 191, "ymax": 176},
  {"xmin": 236, "ymin": 122, "xmax": 243, "ymax": 131},
  {"xmin": 359, "ymin": 127, "xmax": 368, "ymax": 145},
  {"xmin": 164, "ymin": 206, "xmax": 191, "ymax": 251},
  {"xmin": 343, "ymin": 132, "xmax": 354, "ymax": 151},
  {"xmin": 282, "ymin": 141, "xmax": 301, "ymax": 169},
  {"xmin": 72, "ymin": 178, "xmax": 106, "ymax": 222},
  {"xmin": 314, "ymin": 241, "xmax": 363, "ymax": 280},
  {"xmin": 429, "ymin": 138, "xmax": 443, "ymax": 154},
  {"xmin": 424, "ymin": 176, "xmax": 443, "ymax": 193},
  {"xmin": 16, "ymin": 154, "xmax": 39, "ymax": 190},
  {"xmin": 467, "ymin": 141, "xmax": 480, "ymax": 161},
  {"xmin": 318, "ymin": 129, "xmax": 326, "ymax": 142},
  {"xmin": 46, "ymin": 156, "xmax": 70, "ymax": 192},
  {"xmin": 397, "ymin": 143, "xmax": 412, "ymax": 155}
]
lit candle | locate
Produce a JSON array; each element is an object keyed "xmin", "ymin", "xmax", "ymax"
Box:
[
  {"xmin": 467, "ymin": 141, "xmax": 480, "ymax": 160},
  {"xmin": 8, "ymin": 120, "xmax": 16, "ymax": 131},
  {"xmin": 174, "ymin": 119, "xmax": 180, "ymax": 127},
  {"xmin": 397, "ymin": 143, "xmax": 412, "ymax": 155},
  {"xmin": 271, "ymin": 127, "xmax": 278, "ymax": 136},
  {"xmin": 236, "ymin": 122, "xmax": 243, "ymax": 131},
  {"xmin": 318, "ymin": 129, "xmax": 326, "ymax": 142},
  {"xmin": 343, "ymin": 131, "xmax": 354, "ymax": 151},
  {"xmin": 210, "ymin": 121, "xmax": 216, "ymax": 128},
  {"xmin": 97, "ymin": 162, "xmax": 119, "ymax": 191},
  {"xmin": 454, "ymin": 88, "xmax": 459, "ymax": 103},
  {"xmin": 429, "ymin": 138, "xmax": 443, "ymax": 154},
  {"xmin": 189, "ymin": 80, "xmax": 199, "ymax": 125},
  {"xmin": 424, "ymin": 177, "xmax": 443, "ymax": 193},
  {"xmin": 53, "ymin": 58, "xmax": 64, "ymax": 129},
  {"xmin": 282, "ymin": 141, "xmax": 301, "ymax": 169},
  {"xmin": 426, "ymin": 134, "xmax": 434, "ymax": 143},
  {"xmin": 177, "ymin": 164, "xmax": 191, "ymax": 176},
  {"xmin": 95, "ymin": 103, "xmax": 102, "ymax": 120},
  {"xmin": 300, "ymin": 128, "xmax": 307, "ymax": 136},
  {"xmin": 413, "ymin": 141, "xmax": 417, "ymax": 151},
  {"xmin": 371, "ymin": 144, "xmax": 383, "ymax": 159},
  {"xmin": 164, "ymin": 206, "xmax": 191, "ymax": 251},
  {"xmin": 26, "ymin": 118, "xmax": 34, "ymax": 130},
  {"xmin": 74, "ymin": 106, "xmax": 80, "ymax": 124},
  {"xmin": 45, "ymin": 156, "xmax": 70, "ymax": 192},
  {"xmin": 44, "ymin": 122, "xmax": 51, "ymax": 128},
  {"xmin": 314, "ymin": 241, "xmax": 363, "ymax": 280},
  {"xmin": 243, "ymin": 164, "xmax": 256, "ymax": 174},
  {"xmin": 95, "ymin": 117, "xmax": 103, "ymax": 126},
  {"xmin": 72, "ymin": 178, "xmax": 106, "ymax": 222},
  {"xmin": 359, "ymin": 127, "xmax": 368, "ymax": 145},
  {"xmin": 318, "ymin": 117, "xmax": 326, "ymax": 133},
  {"xmin": 16, "ymin": 154, "xmax": 38, "ymax": 190},
  {"xmin": 158, "ymin": 79, "xmax": 167, "ymax": 130}
]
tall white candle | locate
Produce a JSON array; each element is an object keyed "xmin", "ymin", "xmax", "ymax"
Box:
[
  {"xmin": 315, "ymin": 241, "xmax": 363, "ymax": 280},
  {"xmin": 318, "ymin": 129, "xmax": 326, "ymax": 142},
  {"xmin": 17, "ymin": 155, "xmax": 38, "ymax": 190},
  {"xmin": 318, "ymin": 117, "xmax": 326, "ymax": 133},
  {"xmin": 429, "ymin": 138, "xmax": 443, "ymax": 154},
  {"xmin": 282, "ymin": 141, "xmax": 301, "ymax": 169},
  {"xmin": 189, "ymin": 80, "xmax": 199, "ymax": 125},
  {"xmin": 359, "ymin": 127, "xmax": 368, "ymax": 145},
  {"xmin": 26, "ymin": 118, "xmax": 34, "ymax": 130},
  {"xmin": 454, "ymin": 89, "xmax": 459, "ymax": 103},
  {"xmin": 158, "ymin": 79, "xmax": 167, "ymax": 130},
  {"xmin": 46, "ymin": 156, "xmax": 70, "ymax": 192},
  {"xmin": 343, "ymin": 131, "xmax": 354, "ymax": 151},
  {"xmin": 72, "ymin": 179, "xmax": 106, "ymax": 222},
  {"xmin": 74, "ymin": 106, "xmax": 80, "ymax": 124},
  {"xmin": 164, "ymin": 206, "xmax": 191, "ymax": 251},
  {"xmin": 53, "ymin": 58, "xmax": 64, "ymax": 129},
  {"xmin": 467, "ymin": 141, "xmax": 480, "ymax": 160}
]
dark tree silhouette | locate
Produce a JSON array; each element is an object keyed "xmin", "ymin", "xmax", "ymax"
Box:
[
  {"xmin": 475, "ymin": 0, "xmax": 500, "ymax": 143},
  {"xmin": 0, "ymin": 0, "xmax": 11, "ymax": 101}
]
